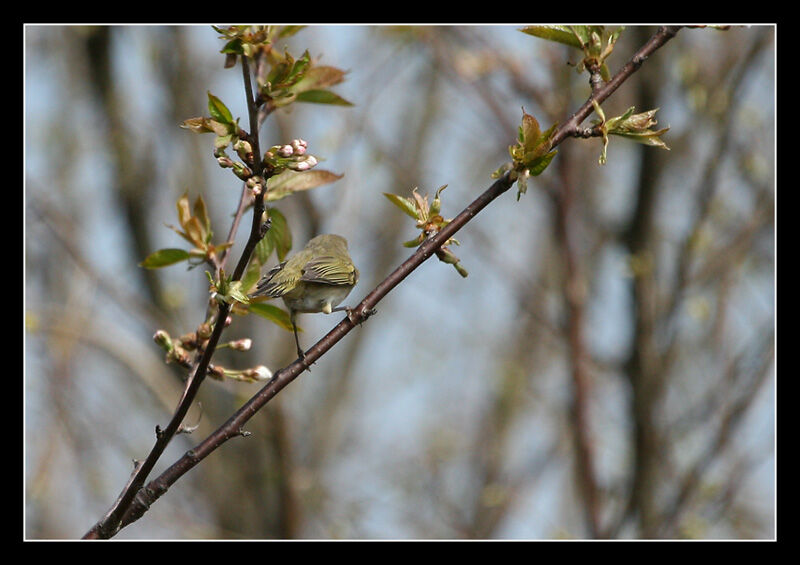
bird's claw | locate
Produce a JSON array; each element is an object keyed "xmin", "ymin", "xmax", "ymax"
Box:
[{"xmin": 346, "ymin": 306, "xmax": 377, "ymax": 326}]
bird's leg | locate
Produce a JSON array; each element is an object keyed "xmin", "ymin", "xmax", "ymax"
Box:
[{"xmin": 291, "ymin": 311, "xmax": 307, "ymax": 363}]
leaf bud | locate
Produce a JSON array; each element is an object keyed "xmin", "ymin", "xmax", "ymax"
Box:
[{"xmin": 153, "ymin": 330, "xmax": 173, "ymax": 352}]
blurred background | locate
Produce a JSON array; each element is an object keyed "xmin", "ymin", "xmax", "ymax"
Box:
[{"xmin": 24, "ymin": 25, "xmax": 775, "ymax": 539}]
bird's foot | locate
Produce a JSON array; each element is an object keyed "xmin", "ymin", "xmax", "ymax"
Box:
[{"xmin": 343, "ymin": 306, "xmax": 377, "ymax": 325}]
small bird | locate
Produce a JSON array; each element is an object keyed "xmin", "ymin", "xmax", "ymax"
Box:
[{"xmin": 251, "ymin": 234, "xmax": 359, "ymax": 361}]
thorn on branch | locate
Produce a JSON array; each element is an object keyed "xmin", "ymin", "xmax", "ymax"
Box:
[
  {"xmin": 259, "ymin": 215, "xmax": 272, "ymax": 239},
  {"xmin": 176, "ymin": 403, "xmax": 204, "ymax": 435}
]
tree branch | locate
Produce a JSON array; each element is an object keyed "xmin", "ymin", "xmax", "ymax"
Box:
[{"xmin": 83, "ymin": 55, "xmax": 268, "ymax": 540}]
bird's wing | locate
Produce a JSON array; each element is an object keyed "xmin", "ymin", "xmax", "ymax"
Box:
[
  {"xmin": 253, "ymin": 261, "xmax": 296, "ymax": 297},
  {"xmin": 301, "ymin": 256, "xmax": 356, "ymax": 286}
]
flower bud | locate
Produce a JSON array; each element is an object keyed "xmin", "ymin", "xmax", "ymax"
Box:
[
  {"xmin": 178, "ymin": 332, "xmax": 199, "ymax": 350},
  {"xmin": 234, "ymin": 139, "xmax": 253, "ymax": 155},
  {"xmin": 207, "ymin": 364, "xmax": 226, "ymax": 381},
  {"xmin": 244, "ymin": 365, "xmax": 272, "ymax": 381},
  {"xmin": 229, "ymin": 338, "xmax": 252, "ymax": 352},
  {"xmin": 170, "ymin": 344, "xmax": 192, "ymax": 368},
  {"xmin": 291, "ymin": 138, "xmax": 307, "ymax": 155},
  {"xmin": 232, "ymin": 162, "xmax": 253, "ymax": 180},
  {"xmin": 197, "ymin": 322, "xmax": 213, "ymax": 340},
  {"xmin": 278, "ymin": 144, "xmax": 294, "ymax": 157}
]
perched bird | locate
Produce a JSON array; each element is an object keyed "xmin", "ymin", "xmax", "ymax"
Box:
[{"xmin": 251, "ymin": 234, "xmax": 359, "ymax": 360}]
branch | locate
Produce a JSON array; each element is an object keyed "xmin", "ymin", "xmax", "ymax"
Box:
[
  {"xmin": 83, "ymin": 25, "xmax": 682, "ymax": 539},
  {"xmin": 83, "ymin": 55, "xmax": 268, "ymax": 540},
  {"xmin": 550, "ymin": 26, "xmax": 682, "ymax": 146}
]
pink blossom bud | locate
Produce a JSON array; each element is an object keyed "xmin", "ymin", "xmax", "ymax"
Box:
[
  {"xmin": 248, "ymin": 365, "xmax": 272, "ymax": 381},
  {"xmin": 291, "ymin": 138, "xmax": 307, "ymax": 155},
  {"xmin": 229, "ymin": 338, "xmax": 252, "ymax": 351}
]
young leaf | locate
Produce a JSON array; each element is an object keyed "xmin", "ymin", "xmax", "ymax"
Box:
[
  {"xmin": 519, "ymin": 25, "xmax": 583, "ymax": 49},
  {"xmin": 295, "ymin": 90, "xmax": 354, "ymax": 106},
  {"xmin": 254, "ymin": 231, "xmax": 275, "ymax": 265},
  {"xmin": 227, "ymin": 281, "xmax": 250, "ymax": 305},
  {"xmin": 265, "ymin": 169, "xmax": 344, "ymax": 201},
  {"xmin": 384, "ymin": 192, "xmax": 420, "ymax": 220},
  {"xmin": 220, "ymin": 38, "xmax": 244, "ymax": 55},
  {"xmin": 248, "ymin": 302, "xmax": 298, "ymax": 333},
  {"xmin": 207, "ymin": 91, "xmax": 233, "ymax": 124},
  {"xmin": 290, "ymin": 66, "xmax": 348, "ymax": 93},
  {"xmin": 264, "ymin": 207, "xmax": 292, "ymax": 261},
  {"xmin": 193, "ymin": 194, "xmax": 212, "ymax": 242},
  {"xmin": 529, "ymin": 150, "xmax": 558, "ymax": 176},
  {"xmin": 176, "ymin": 192, "xmax": 192, "ymax": 229},
  {"xmin": 241, "ymin": 255, "xmax": 264, "ymax": 294},
  {"xmin": 520, "ymin": 111, "xmax": 542, "ymax": 155},
  {"xmin": 139, "ymin": 248, "xmax": 191, "ymax": 269}
]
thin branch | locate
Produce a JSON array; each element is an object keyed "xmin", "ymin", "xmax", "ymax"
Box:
[
  {"xmin": 550, "ymin": 26, "xmax": 682, "ymax": 147},
  {"xmin": 83, "ymin": 55, "xmax": 268, "ymax": 540}
]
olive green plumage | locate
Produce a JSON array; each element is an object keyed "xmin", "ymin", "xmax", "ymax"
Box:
[{"xmin": 252, "ymin": 234, "xmax": 358, "ymax": 360}]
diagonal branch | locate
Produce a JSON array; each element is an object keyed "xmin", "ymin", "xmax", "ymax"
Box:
[{"xmin": 82, "ymin": 25, "xmax": 682, "ymax": 539}]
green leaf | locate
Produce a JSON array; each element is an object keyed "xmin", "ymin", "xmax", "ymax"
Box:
[
  {"xmin": 295, "ymin": 89, "xmax": 353, "ymax": 106},
  {"xmin": 193, "ymin": 194, "xmax": 212, "ymax": 241},
  {"xmin": 207, "ymin": 91, "xmax": 233, "ymax": 124},
  {"xmin": 402, "ymin": 235, "xmax": 424, "ymax": 248},
  {"xmin": 241, "ymin": 256, "xmax": 264, "ymax": 294},
  {"xmin": 520, "ymin": 111, "xmax": 542, "ymax": 155},
  {"xmin": 180, "ymin": 117, "xmax": 214, "ymax": 134},
  {"xmin": 139, "ymin": 248, "xmax": 191, "ymax": 269},
  {"xmin": 290, "ymin": 66, "xmax": 348, "ymax": 93},
  {"xmin": 254, "ymin": 231, "xmax": 275, "ymax": 265},
  {"xmin": 227, "ymin": 281, "xmax": 250, "ymax": 305},
  {"xmin": 264, "ymin": 207, "xmax": 292, "ymax": 261},
  {"xmin": 286, "ymin": 50, "xmax": 312, "ymax": 84},
  {"xmin": 220, "ymin": 38, "xmax": 244, "ymax": 54},
  {"xmin": 611, "ymin": 129, "xmax": 671, "ymax": 149},
  {"xmin": 519, "ymin": 25, "xmax": 583, "ymax": 49},
  {"xmin": 384, "ymin": 192, "xmax": 420, "ymax": 220},
  {"xmin": 265, "ymin": 169, "xmax": 344, "ymax": 201},
  {"xmin": 529, "ymin": 150, "xmax": 558, "ymax": 176},
  {"xmin": 248, "ymin": 302, "xmax": 298, "ymax": 333},
  {"xmin": 180, "ymin": 117, "xmax": 231, "ymax": 136}
]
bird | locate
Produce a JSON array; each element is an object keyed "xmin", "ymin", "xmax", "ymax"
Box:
[{"xmin": 251, "ymin": 234, "xmax": 359, "ymax": 361}]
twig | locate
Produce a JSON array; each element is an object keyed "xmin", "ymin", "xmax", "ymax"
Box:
[{"xmin": 551, "ymin": 26, "xmax": 682, "ymax": 147}]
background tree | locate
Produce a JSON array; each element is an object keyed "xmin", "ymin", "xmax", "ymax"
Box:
[{"xmin": 25, "ymin": 24, "xmax": 774, "ymax": 539}]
